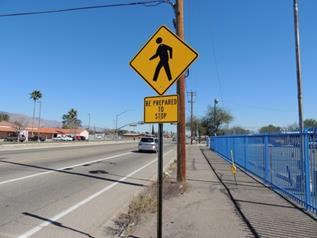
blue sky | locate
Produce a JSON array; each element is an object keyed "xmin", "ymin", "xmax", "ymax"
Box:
[{"xmin": 0, "ymin": 0, "xmax": 316, "ymax": 132}]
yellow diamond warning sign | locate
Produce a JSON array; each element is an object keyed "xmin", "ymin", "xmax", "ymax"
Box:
[
  {"xmin": 130, "ymin": 26, "xmax": 198, "ymax": 95},
  {"xmin": 144, "ymin": 95, "xmax": 178, "ymax": 123}
]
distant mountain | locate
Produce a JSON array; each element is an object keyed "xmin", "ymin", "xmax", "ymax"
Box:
[{"xmin": 0, "ymin": 111, "xmax": 61, "ymax": 128}]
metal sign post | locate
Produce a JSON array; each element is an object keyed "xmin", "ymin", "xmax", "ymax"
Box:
[
  {"xmin": 143, "ymin": 95, "xmax": 178, "ymax": 238},
  {"xmin": 157, "ymin": 123, "xmax": 163, "ymax": 238},
  {"xmin": 130, "ymin": 23, "xmax": 198, "ymax": 238}
]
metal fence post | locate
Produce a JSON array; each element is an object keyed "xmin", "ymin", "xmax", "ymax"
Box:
[
  {"xmin": 244, "ymin": 136, "xmax": 248, "ymax": 169},
  {"xmin": 304, "ymin": 132, "xmax": 311, "ymax": 209},
  {"xmin": 244, "ymin": 136, "xmax": 247, "ymax": 169},
  {"xmin": 264, "ymin": 135, "xmax": 270, "ymax": 184}
]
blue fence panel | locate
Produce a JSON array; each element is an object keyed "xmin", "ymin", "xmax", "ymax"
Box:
[
  {"xmin": 234, "ymin": 137, "xmax": 246, "ymax": 167},
  {"xmin": 308, "ymin": 133, "xmax": 317, "ymax": 212},
  {"xmin": 268, "ymin": 134, "xmax": 305, "ymax": 204},
  {"xmin": 246, "ymin": 136, "xmax": 265, "ymax": 179},
  {"xmin": 209, "ymin": 131, "xmax": 317, "ymax": 214}
]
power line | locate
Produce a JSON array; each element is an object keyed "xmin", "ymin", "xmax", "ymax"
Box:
[{"xmin": 0, "ymin": 0, "xmax": 169, "ymax": 18}]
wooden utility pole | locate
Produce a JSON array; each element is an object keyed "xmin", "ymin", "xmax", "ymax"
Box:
[
  {"xmin": 175, "ymin": 0, "xmax": 186, "ymax": 183},
  {"xmin": 188, "ymin": 91, "xmax": 196, "ymax": 144},
  {"xmin": 293, "ymin": 0, "xmax": 304, "ymax": 131}
]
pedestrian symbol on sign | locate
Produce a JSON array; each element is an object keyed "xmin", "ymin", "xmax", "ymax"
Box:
[
  {"xmin": 130, "ymin": 25, "xmax": 198, "ymax": 95},
  {"xmin": 149, "ymin": 37, "xmax": 173, "ymax": 82}
]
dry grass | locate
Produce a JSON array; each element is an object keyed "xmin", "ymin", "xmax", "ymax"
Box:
[
  {"xmin": 106, "ymin": 161, "xmax": 185, "ymax": 237},
  {"xmin": 128, "ymin": 185, "xmax": 157, "ymax": 224}
]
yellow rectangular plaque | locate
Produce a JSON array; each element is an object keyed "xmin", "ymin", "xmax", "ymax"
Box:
[{"xmin": 144, "ymin": 95, "xmax": 178, "ymax": 123}]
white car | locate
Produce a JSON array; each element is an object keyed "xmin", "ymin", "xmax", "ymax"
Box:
[
  {"xmin": 63, "ymin": 135, "xmax": 73, "ymax": 141},
  {"xmin": 52, "ymin": 135, "xmax": 63, "ymax": 141},
  {"xmin": 53, "ymin": 135, "xmax": 73, "ymax": 141},
  {"xmin": 138, "ymin": 137, "xmax": 158, "ymax": 152}
]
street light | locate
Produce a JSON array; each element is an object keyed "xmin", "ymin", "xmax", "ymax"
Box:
[
  {"xmin": 115, "ymin": 109, "xmax": 134, "ymax": 139},
  {"xmin": 214, "ymin": 99, "xmax": 219, "ymax": 136},
  {"xmin": 88, "ymin": 113, "xmax": 91, "ymax": 131}
]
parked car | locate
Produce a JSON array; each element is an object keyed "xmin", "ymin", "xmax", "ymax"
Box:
[
  {"xmin": 29, "ymin": 135, "xmax": 46, "ymax": 142},
  {"xmin": 4, "ymin": 133, "xmax": 26, "ymax": 142},
  {"xmin": 64, "ymin": 135, "xmax": 73, "ymax": 141},
  {"xmin": 138, "ymin": 137, "xmax": 158, "ymax": 152},
  {"xmin": 73, "ymin": 135, "xmax": 81, "ymax": 141},
  {"xmin": 52, "ymin": 135, "xmax": 72, "ymax": 141},
  {"xmin": 72, "ymin": 135, "xmax": 86, "ymax": 141},
  {"xmin": 52, "ymin": 135, "xmax": 64, "ymax": 141}
]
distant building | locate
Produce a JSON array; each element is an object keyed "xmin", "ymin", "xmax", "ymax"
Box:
[
  {"xmin": 0, "ymin": 121, "xmax": 16, "ymax": 138},
  {"xmin": 26, "ymin": 128, "xmax": 89, "ymax": 140},
  {"xmin": 0, "ymin": 122, "xmax": 89, "ymax": 140},
  {"xmin": 122, "ymin": 132, "xmax": 143, "ymax": 140}
]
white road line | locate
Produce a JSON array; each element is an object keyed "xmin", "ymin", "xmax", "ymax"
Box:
[
  {"xmin": 0, "ymin": 152, "xmax": 132, "ymax": 186},
  {"xmin": 18, "ymin": 149, "xmax": 174, "ymax": 238}
]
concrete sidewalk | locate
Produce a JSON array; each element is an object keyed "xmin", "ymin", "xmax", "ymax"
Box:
[
  {"xmin": 127, "ymin": 145, "xmax": 317, "ymax": 238},
  {"xmin": 201, "ymin": 147, "xmax": 317, "ymax": 238},
  {"xmin": 127, "ymin": 145, "xmax": 252, "ymax": 238}
]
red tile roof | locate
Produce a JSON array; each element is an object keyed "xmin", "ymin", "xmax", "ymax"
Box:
[
  {"xmin": 0, "ymin": 124, "xmax": 87, "ymax": 135},
  {"xmin": 0, "ymin": 121, "xmax": 17, "ymax": 132},
  {"xmin": 0, "ymin": 126, "xmax": 15, "ymax": 132}
]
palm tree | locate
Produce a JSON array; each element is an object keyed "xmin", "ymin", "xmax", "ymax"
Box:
[
  {"xmin": 30, "ymin": 90, "xmax": 42, "ymax": 136},
  {"xmin": 62, "ymin": 108, "xmax": 82, "ymax": 129}
]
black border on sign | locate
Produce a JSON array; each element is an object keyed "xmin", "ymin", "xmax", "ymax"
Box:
[
  {"xmin": 130, "ymin": 25, "xmax": 198, "ymax": 96},
  {"xmin": 144, "ymin": 94, "xmax": 179, "ymax": 123}
]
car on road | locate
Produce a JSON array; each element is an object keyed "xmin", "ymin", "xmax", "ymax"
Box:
[
  {"xmin": 4, "ymin": 133, "xmax": 26, "ymax": 142},
  {"xmin": 138, "ymin": 137, "xmax": 158, "ymax": 152},
  {"xmin": 29, "ymin": 135, "xmax": 46, "ymax": 142}
]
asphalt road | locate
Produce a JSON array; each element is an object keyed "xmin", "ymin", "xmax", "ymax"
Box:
[{"xmin": 0, "ymin": 142, "xmax": 176, "ymax": 238}]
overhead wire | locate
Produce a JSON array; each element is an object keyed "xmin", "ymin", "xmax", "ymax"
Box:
[{"xmin": 0, "ymin": 0, "xmax": 169, "ymax": 18}]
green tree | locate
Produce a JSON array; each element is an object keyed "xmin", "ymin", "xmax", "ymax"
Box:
[
  {"xmin": 287, "ymin": 123, "xmax": 299, "ymax": 131},
  {"xmin": 30, "ymin": 90, "xmax": 42, "ymax": 136},
  {"xmin": 201, "ymin": 106, "xmax": 233, "ymax": 136},
  {"xmin": 259, "ymin": 124, "xmax": 281, "ymax": 133},
  {"xmin": 223, "ymin": 126, "xmax": 251, "ymax": 135},
  {"xmin": 304, "ymin": 118, "xmax": 317, "ymax": 128},
  {"xmin": 0, "ymin": 113, "xmax": 9, "ymax": 122},
  {"xmin": 62, "ymin": 108, "xmax": 82, "ymax": 129}
]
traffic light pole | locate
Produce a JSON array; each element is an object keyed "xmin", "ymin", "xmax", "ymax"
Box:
[{"xmin": 175, "ymin": 0, "xmax": 186, "ymax": 183}]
